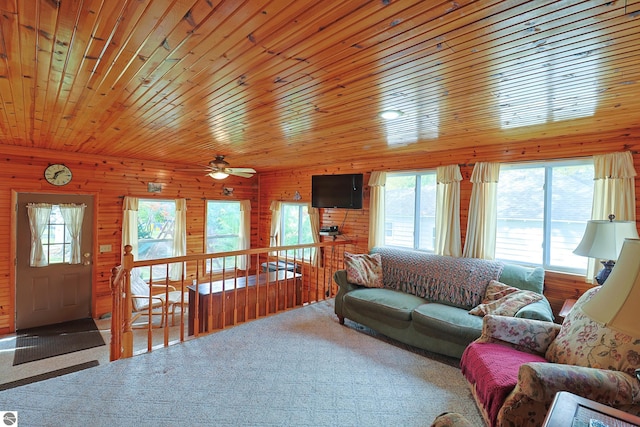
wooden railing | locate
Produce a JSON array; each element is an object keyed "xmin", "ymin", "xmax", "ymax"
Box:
[{"xmin": 110, "ymin": 240, "xmax": 350, "ymax": 361}]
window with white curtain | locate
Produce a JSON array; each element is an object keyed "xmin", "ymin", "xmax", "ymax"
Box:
[
  {"xmin": 206, "ymin": 200, "xmax": 241, "ymax": 271},
  {"xmin": 137, "ymin": 199, "xmax": 175, "ymax": 278},
  {"xmin": 279, "ymin": 203, "xmax": 314, "ymax": 259},
  {"xmin": 495, "ymin": 159, "xmax": 594, "ymax": 273},
  {"xmin": 383, "ymin": 171, "xmax": 437, "ymax": 251}
]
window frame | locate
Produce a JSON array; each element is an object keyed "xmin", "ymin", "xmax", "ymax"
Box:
[
  {"xmin": 42, "ymin": 205, "xmax": 72, "ymax": 264},
  {"xmin": 495, "ymin": 158, "xmax": 594, "ymax": 274},
  {"xmin": 278, "ymin": 202, "xmax": 315, "ymax": 260},
  {"xmin": 383, "ymin": 170, "xmax": 437, "ymax": 251},
  {"xmin": 136, "ymin": 198, "xmax": 176, "ymax": 279},
  {"xmin": 205, "ymin": 200, "xmax": 242, "ymax": 271}
]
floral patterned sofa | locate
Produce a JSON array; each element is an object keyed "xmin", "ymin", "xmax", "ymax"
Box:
[{"xmin": 460, "ymin": 286, "xmax": 640, "ymax": 427}]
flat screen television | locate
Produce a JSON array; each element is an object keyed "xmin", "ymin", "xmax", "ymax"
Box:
[{"xmin": 312, "ymin": 173, "xmax": 363, "ymax": 209}]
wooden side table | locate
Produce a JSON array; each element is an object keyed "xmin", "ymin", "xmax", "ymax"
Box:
[
  {"xmin": 543, "ymin": 391, "xmax": 640, "ymax": 426},
  {"xmin": 558, "ymin": 298, "xmax": 577, "ymax": 322}
]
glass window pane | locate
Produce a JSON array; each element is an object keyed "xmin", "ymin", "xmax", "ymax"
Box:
[
  {"xmin": 43, "ymin": 205, "xmax": 70, "ymax": 264},
  {"xmin": 384, "ymin": 175, "xmax": 416, "ymax": 248},
  {"xmin": 280, "ymin": 203, "xmax": 314, "ymax": 259},
  {"xmin": 281, "ymin": 204, "xmax": 300, "ymax": 246},
  {"xmin": 418, "ymin": 174, "xmax": 437, "ymax": 251},
  {"xmin": 384, "ymin": 172, "xmax": 436, "ymax": 251},
  {"xmin": 496, "ymin": 167, "xmax": 545, "ymax": 264},
  {"xmin": 548, "ymin": 164, "xmax": 593, "ymax": 271},
  {"xmin": 496, "ymin": 160, "xmax": 593, "ymax": 274},
  {"xmin": 137, "ymin": 200, "xmax": 175, "ymax": 279},
  {"xmin": 137, "ymin": 200, "xmax": 175, "ymax": 261},
  {"xmin": 206, "ymin": 201, "xmax": 241, "ymax": 270}
]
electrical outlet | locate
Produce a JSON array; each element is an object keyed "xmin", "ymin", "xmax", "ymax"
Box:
[{"xmin": 99, "ymin": 244, "xmax": 112, "ymax": 253}]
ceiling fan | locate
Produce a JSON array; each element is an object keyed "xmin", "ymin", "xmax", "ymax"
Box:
[{"xmin": 181, "ymin": 155, "xmax": 256, "ymax": 179}]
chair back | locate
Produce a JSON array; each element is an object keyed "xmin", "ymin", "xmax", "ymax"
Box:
[{"xmin": 129, "ymin": 268, "xmax": 149, "ymax": 311}]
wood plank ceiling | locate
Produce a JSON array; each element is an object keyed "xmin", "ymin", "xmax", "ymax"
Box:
[{"xmin": 0, "ymin": 0, "xmax": 639, "ymax": 172}]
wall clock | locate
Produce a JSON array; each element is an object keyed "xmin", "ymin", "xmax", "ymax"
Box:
[{"xmin": 44, "ymin": 163, "xmax": 73, "ymax": 186}]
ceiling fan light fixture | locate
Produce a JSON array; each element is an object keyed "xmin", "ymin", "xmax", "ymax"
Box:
[
  {"xmin": 209, "ymin": 171, "xmax": 229, "ymax": 180},
  {"xmin": 379, "ymin": 110, "xmax": 403, "ymax": 120}
]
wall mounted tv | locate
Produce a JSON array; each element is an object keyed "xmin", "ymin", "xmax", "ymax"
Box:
[{"xmin": 311, "ymin": 173, "xmax": 363, "ymax": 209}]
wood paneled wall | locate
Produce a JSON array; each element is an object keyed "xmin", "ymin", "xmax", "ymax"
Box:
[
  {"xmin": 1, "ymin": 138, "xmax": 638, "ymax": 333},
  {"xmin": 0, "ymin": 146, "xmax": 259, "ymax": 334},
  {"xmin": 259, "ymin": 139, "xmax": 640, "ymax": 319}
]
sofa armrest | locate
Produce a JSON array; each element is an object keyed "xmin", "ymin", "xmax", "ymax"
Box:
[
  {"xmin": 333, "ymin": 270, "xmax": 361, "ymax": 293},
  {"xmin": 476, "ymin": 314, "xmax": 561, "ymax": 355},
  {"xmin": 515, "ymin": 362, "xmax": 640, "ymax": 406},
  {"xmin": 514, "ymin": 298, "xmax": 554, "ymax": 322}
]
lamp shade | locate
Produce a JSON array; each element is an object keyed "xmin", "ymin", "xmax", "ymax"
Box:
[
  {"xmin": 582, "ymin": 238, "xmax": 640, "ymax": 337},
  {"xmin": 573, "ymin": 219, "xmax": 639, "ymax": 261}
]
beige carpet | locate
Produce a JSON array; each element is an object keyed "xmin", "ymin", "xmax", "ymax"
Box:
[{"xmin": 0, "ymin": 300, "xmax": 483, "ymax": 427}]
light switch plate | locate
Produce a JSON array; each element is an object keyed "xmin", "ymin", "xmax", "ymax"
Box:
[{"xmin": 99, "ymin": 244, "xmax": 112, "ymax": 253}]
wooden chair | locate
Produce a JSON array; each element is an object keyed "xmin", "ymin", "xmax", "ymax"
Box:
[
  {"xmin": 129, "ymin": 269, "xmax": 173, "ymax": 328},
  {"xmin": 165, "ymin": 290, "xmax": 189, "ymax": 326}
]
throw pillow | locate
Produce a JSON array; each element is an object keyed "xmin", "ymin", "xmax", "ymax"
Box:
[
  {"xmin": 483, "ymin": 280, "xmax": 519, "ymax": 301},
  {"xmin": 469, "ymin": 280, "xmax": 543, "ymax": 316},
  {"xmin": 545, "ymin": 286, "xmax": 640, "ymax": 377},
  {"xmin": 344, "ymin": 252, "xmax": 383, "ymax": 288}
]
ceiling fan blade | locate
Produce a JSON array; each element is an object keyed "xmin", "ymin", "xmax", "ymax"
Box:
[
  {"xmin": 175, "ymin": 168, "xmax": 214, "ymax": 172},
  {"xmin": 176, "ymin": 157, "xmax": 255, "ymax": 178},
  {"xmin": 229, "ymin": 171, "xmax": 254, "ymax": 178},
  {"xmin": 227, "ymin": 167, "xmax": 256, "ymax": 174}
]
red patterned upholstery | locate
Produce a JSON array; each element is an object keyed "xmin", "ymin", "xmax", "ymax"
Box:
[{"xmin": 460, "ymin": 342, "xmax": 546, "ymax": 426}]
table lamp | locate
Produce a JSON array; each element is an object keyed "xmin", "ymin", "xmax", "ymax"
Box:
[
  {"xmin": 573, "ymin": 214, "xmax": 639, "ymax": 284},
  {"xmin": 581, "ymin": 238, "xmax": 640, "ymax": 337}
]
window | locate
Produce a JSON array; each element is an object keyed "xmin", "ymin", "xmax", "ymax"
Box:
[
  {"xmin": 279, "ymin": 203, "xmax": 314, "ymax": 259},
  {"xmin": 383, "ymin": 172, "xmax": 437, "ymax": 250},
  {"xmin": 206, "ymin": 201, "xmax": 241, "ymax": 270},
  {"xmin": 496, "ymin": 160, "xmax": 594, "ymax": 273},
  {"xmin": 42, "ymin": 205, "xmax": 72, "ymax": 264},
  {"xmin": 137, "ymin": 199, "xmax": 175, "ymax": 278}
]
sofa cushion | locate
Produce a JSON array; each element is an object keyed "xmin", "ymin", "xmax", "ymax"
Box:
[
  {"xmin": 469, "ymin": 280, "xmax": 543, "ymax": 317},
  {"xmin": 344, "ymin": 252, "xmax": 383, "ymax": 288},
  {"xmin": 498, "ymin": 263, "xmax": 545, "ymax": 294},
  {"xmin": 545, "ymin": 286, "xmax": 640, "ymax": 377},
  {"xmin": 412, "ymin": 303, "xmax": 483, "ymax": 345},
  {"xmin": 344, "ymin": 288, "xmax": 426, "ymax": 322},
  {"xmin": 461, "ymin": 342, "xmax": 547, "ymax": 426}
]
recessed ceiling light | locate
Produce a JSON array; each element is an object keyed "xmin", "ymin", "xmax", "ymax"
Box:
[{"xmin": 379, "ymin": 110, "xmax": 403, "ymax": 120}]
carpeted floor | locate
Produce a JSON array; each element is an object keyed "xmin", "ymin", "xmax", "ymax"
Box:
[
  {"xmin": 0, "ymin": 300, "xmax": 483, "ymax": 427},
  {"xmin": 0, "ymin": 360, "xmax": 100, "ymax": 391}
]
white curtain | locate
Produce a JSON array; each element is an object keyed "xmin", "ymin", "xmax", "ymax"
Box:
[
  {"xmin": 238, "ymin": 200, "xmax": 251, "ymax": 270},
  {"xmin": 435, "ymin": 165, "xmax": 462, "ymax": 257},
  {"xmin": 169, "ymin": 198, "xmax": 187, "ymax": 281},
  {"xmin": 27, "ymin": 203, "xmax": 52, "ymax": 267},
  {"xmin": 122, "ymin": 197, "xmax": 139, "ymax": 259},
  {"xmin": 269, "ymin": 201, "xmax": 282, "ymax": 247},
  {"xmin": 308, "ymin": 204, "xmax": 321, "ymax": 266},
  {"xmin": 368, "ymin": 171, "xmax": 386, "ymax": 251},
  {"xmin": 59, "ymin": 203, "xmax": 86, "ymax": 264},
  {"xmin": 463, "ymin": 162, "xmax": 501, "ymax": 259},
  {"xmin": 586, "ymin": 151, "xmax": 637, "ymax": 281}
]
